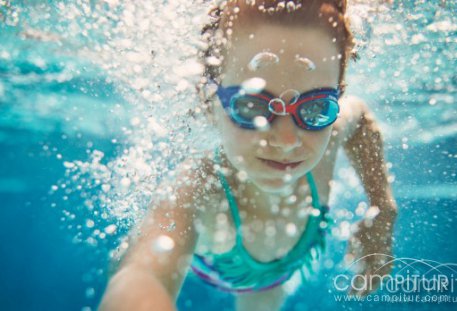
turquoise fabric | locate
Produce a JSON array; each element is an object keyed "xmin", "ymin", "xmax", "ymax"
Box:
[{"xmin": 190, "ymin": 146, "xmax": 332, "ymax": 292}]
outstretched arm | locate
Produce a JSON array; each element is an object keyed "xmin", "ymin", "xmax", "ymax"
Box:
[
  {"xmin": 99, "ymin": 158, "xmax": 206, "ymax": 311},
  {"xmin": 341, "ymin": 98, "xmax": 398, "ymax": 296}
]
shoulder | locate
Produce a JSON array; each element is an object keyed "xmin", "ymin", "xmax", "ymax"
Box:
[
  {"xmin": 332, "ymin": 94, "xmax": 372, "ymax": 144},
  {"xmin": 171, "ymin": 150, "xmax": 221, "ymax": 201}
]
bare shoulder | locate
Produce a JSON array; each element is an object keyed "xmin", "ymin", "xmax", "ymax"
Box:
[
  {"xmin": 171, "ymin": 150, "xmax": 220, "ymax": 203},
  {"xmin": 332, "ymin": 94, "xmax": 370, "ymax": 144},
  {"xmin": 159, "ymin": 151, "xmax": 216, "ymax": 199}
]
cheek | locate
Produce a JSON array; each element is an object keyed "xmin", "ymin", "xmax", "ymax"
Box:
[
  {"xmin": 215, "ymin": 107, "xmax": 258, "ymax": 151},
  {"xmin": 306, "ymin": 127, "xmax": 333, "ymax": 155}
]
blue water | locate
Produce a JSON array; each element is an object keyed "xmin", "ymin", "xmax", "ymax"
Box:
[{"xmin": 1, "ymin": 1, "xmax": 456, "ymax": 311}]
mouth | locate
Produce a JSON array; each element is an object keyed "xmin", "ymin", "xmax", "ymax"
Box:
[{"xmin": 258, "ymin": 158, "xmax": 304, "ymax": 171}]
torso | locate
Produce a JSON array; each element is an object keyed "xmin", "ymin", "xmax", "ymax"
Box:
[
  {"xmin": 192, "ymin": 95, "xmax": 356, "ymax": 263},
  {"xmin": 193, "ymin": 133, "xmax": 340, "ymax": 263}
]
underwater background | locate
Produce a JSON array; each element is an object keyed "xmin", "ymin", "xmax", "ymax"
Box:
[{"xmin": 0, "ymin": 1, "xmax": 456, "ymax": 310}]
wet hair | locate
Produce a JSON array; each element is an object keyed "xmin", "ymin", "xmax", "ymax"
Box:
[{"xmin": 197, "ymin": 0, "xmax": 357, "ymax": 115}]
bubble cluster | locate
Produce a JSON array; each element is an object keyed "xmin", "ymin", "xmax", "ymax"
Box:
[{"xmin": 2, "ymin": 1, "xmax": 456, "ymax": 306}]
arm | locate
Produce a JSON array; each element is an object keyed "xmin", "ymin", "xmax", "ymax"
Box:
[
  {"xmin": 342, "ymin": 99, "xmax": 398, "ymax": 220},
  {"xmin": 99, "ymin": 265, "xmax": 177, "ymax": 311},
  {"xmin": 339, "ymin": 97, "xmax": 398, "ymax": 296},
  {"xmin": 99, "ymin": 159, "xmax": 207, "ymax": 310}
]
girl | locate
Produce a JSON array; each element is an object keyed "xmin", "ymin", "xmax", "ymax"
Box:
[{"xmin": 100, "ymin": 1, "xmax": 398, "ymax": 310}]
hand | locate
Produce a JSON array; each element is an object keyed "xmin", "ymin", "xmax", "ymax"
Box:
[{"xmin": 344, "ymin": 206, "xmax": 397, "ymax": 297}]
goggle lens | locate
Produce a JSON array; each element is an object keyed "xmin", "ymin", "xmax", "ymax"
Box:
[{"xmin": 296, "ymin": 99, "xmax": 339, "ymax": 129}]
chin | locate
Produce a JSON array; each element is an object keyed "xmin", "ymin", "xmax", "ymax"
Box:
[{"xmin": 251, "ymin": 177, "xmax": 296, "ymax": 196}]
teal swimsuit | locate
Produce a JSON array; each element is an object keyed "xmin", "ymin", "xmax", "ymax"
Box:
[{"xmin": 190, "ymin": 147, "xmax": 332, "ymax": 293}]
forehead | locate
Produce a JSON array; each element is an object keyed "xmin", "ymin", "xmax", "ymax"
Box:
[{"xmin": 222, "ymin": 23, "xmax": 340, "ymax": 93}]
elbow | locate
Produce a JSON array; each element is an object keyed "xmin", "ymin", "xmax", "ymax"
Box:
[{"xmin": 345, "ymin": 105, "xmax": 384, "ymax": 153}]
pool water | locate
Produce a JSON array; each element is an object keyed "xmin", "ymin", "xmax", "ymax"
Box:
[{"xmin": 0, "ymin": 1, "xmax": 456, "ymax": 310}]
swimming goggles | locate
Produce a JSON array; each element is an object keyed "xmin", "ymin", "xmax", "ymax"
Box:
[{"xmin": 216, "ymin": 84, "xmax": 340, "ymax": 131}]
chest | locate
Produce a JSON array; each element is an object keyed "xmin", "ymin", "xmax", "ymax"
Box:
[{"xmin": 194, "ymin": 146, "xmax": 338, "ymax": 263}]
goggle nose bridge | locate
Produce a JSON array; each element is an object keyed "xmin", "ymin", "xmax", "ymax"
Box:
[
  {"xmin": 268, "ymin": 98, "xmax": 301, "ymax": 116},
  {"xmin": 267, "ymin": 89, "xmax": 301, "ymax": 116},
  {"xmin": 268, "ymin": 98, "xmax": 288, "ymax": 116}
]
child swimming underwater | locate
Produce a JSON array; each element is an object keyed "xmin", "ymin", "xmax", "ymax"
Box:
[{"xmin": 100, "ymin": 0, "xmax": 398, "ymax": 310}]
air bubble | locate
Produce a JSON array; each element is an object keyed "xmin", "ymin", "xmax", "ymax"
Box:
[
  {"xmin": 271, "ymin": 204, "xmax": 280, "ymax": 214},
  {"xmin": 104, "ymin": 224, "xmax": 117, "ymax": 234},
  {"xmin": 215, "ymin": 230, "xmax": 227, "ymax": 242},
  {"xmin": 279, "ymin": 89, "xmax": 300, "ymax": 104},
  {"xmin": 101, "ymin": 184, "xmax": 111, "ymax": 192},
  {"xmin": 286, "ymin": 223, "xmax": 297, "ymax": 236},
  {"xmin": 241, "ymin": 77, "xmax": 266, "ymax": 93},
  {"xmin": 265, "ymin": 225, "xmax": 276, "ymax": 237},
  {"xmin": 120, "ymin": 177, "xmax": 131, "ymax": 188},
  {"xmin": 286, "ymin": 1, "xmax": 296, "ymax": 12},
  {"xmin": 85, "ymin": 287, "xmax": 95, "ymax": 298},
  {"xmin": 86, "ymin": 219, "xmax": 95, "ymax": 228},
  {"xmin": 355, "ymin": 201, "xmax": 367, "ymax": 216},
  {"xmin": 319, "ymin": 221, "xmax": 328, "ymax": 229},
  {"xmin": 206, "ymin": 56, "xmax": 222, "ymax": 66},
  {"xmin": 152, "ymin": 235, "xmax": 175, "ymax": 253},
  {"xmin": 365, "ymin": 206, "xmax": 380, "ymax": 219},
  {"xmin": 253, "ymin": 116, "xmax": 269, "ymax": 131},
  {"xmin": 295, "ymin": 56, "xmax": 316, "ymax": 71},
  {"xmin": 339, "ymin": 221, "xmax": 351, "ymax": 239},
  {"xmin": 63, "ymin": 162, "xmax": 75, "ymax": 169},
  {"xmin": 236, "ymin": 170, "xmax": 248, "ymax": 182},
  {"xmin": 167, "ymin": 222, "xmax": 176, "ymax": 232},
  {"xmin": 387, "ymin": 175, "xmax": 395, "ymax": 183},
  {"xmin": 276, "ymin": 1, "xmax": 286, "ymax": 11},
  {"xmin": 286, "ymin": 195, "xmax": 297, "ymax": 204},
  {"xmin": 247, "ymin": 52, "xmax": 279, "ymax": 71},
  {"xmin": 216, "ymin": 213, "xmax": 228, "ymax": 224}
]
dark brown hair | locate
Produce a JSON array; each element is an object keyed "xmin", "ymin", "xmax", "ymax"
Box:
[{"xmin": 197, "ymin": 0, "xmax": 357, "ymax": 114}]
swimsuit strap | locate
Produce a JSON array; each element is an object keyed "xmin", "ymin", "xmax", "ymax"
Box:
[
  {"xmin": 306, "ymin": 169, "xmax": 320, "ymax": 210},
  {"xmin": 213, "ymin": 146, "xmax": 321, "ymax": 245},
  {"xmin": 214, "ymin": 146, "xmax": 243, "ymax": 243}
]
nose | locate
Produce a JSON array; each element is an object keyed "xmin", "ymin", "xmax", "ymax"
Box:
[{"xmin": 268, "ymin": 115, "xmax": 302, "ymax": 152}]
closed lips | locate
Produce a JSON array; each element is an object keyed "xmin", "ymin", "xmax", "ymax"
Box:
[
  {"xmin": 259, "ymin": 158, "xmax": 302, "ymax": 164},
  {"xmin": 258, "ymin": 158, "xmax": 304, "ymax": 170}
]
